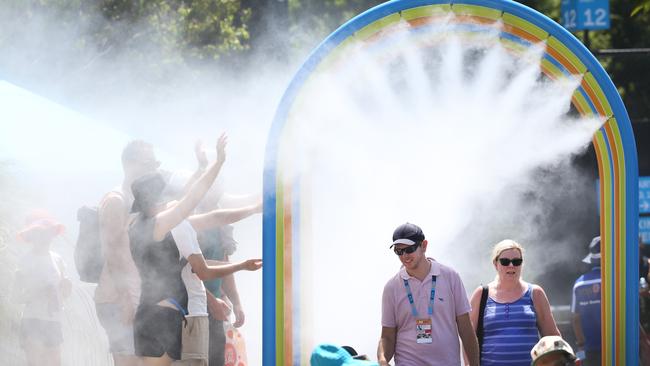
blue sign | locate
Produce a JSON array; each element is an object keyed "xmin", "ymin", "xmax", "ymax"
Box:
[
  {"xmin": 641, "ymin": 177, "xmax": 650, "ymax": 214},
  {"xmin": 561, "ymin": 0, "xmax": 610, "ymax": 31},
  {"xmin": 641, "ymin": 217, "xmax": 650, "ymax": 244}
]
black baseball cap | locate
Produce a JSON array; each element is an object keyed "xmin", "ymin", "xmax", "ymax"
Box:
[{"xmin": 390, "ymin": 222, "xmax": 425, "ymax": 248}]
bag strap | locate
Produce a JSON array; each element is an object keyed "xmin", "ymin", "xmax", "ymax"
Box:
[{"xmin": 477, "ymin": 285, "xmax": 489, "ymax": 357}]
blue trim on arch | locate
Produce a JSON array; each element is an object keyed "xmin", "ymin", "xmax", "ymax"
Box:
[
  {"xmin": 262, "ymin": 166, "xmax": 277, "ymax": 365},
  {"xmin": 263, "ymin": 0, "xmax": 638, "ymax": 364}
]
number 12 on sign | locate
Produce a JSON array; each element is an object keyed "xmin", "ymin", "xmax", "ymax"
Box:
[{"xmin": 561, "ymin": 0, "xmax": 610, "ymax": 31}]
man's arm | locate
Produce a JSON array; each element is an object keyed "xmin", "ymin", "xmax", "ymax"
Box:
[
  {"xmin": 377, "ymin": 326, "xmax": 397, "ymax": 366},
  {"xmin": 221, "ymin": 267, "xmax": 245, "ymax": 327},
  {"xmin": 206, "ymin": 289, "xmax": 231, "ymax": 321},
  {"xmin": 457, "ymin": 312, "xmax": 480, "ymax": 366},
  {"xmin": 99, "ymin": 193, "xmax": 140, "ymax": 310},
  {"xmin": 572, "ymin": 313, "xmax": 585, "ymax": 348},
  {"xmin": 188, "ymin": 204, "xmax": 261, "ymax": 232}
]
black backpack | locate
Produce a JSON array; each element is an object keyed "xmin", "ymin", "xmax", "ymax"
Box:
[{"xmin": 74, "ymin": 205, "xmax": 104, "ymax": 283}]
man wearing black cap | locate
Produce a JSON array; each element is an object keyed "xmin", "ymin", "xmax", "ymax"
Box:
[
  {"xmin": 377, "ymin": 223, "xmax": 479, "ymax": 366},
  {"xmin": 571, "ymin": 236, "xmax": 602, "ymax": 365}
]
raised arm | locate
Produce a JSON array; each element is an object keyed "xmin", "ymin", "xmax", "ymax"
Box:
[
  {"xmin": 532, "ymin": 284, "xmax": 561, "ymax": 336},
  {"xmin": 178, "ymin": 140, "xmax": 210, "ymax": 197},
  {"xmin": 188, "ymin": 203, "xmax": 262, "ymax": 232},
  {"xmin": 153, "ymin": 134, "xmax": 227, "ymax": 240}
]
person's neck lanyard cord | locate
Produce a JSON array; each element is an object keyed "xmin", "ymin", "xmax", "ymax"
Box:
[{"xmin": 403, "ymin": 275, "xmax": 437, "ymax": 317}]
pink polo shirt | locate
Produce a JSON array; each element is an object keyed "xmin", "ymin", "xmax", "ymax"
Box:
[{"xmin": 381, "ymin": 258, "xmax": 471, "ymax": 366}]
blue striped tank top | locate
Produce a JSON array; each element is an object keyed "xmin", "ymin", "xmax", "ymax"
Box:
[{"xmin": 481, "ymin": 284, "xmax": 539, "ymax": 366}]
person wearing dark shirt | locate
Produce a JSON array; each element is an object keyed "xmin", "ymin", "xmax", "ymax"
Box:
[{"xmin": 571, "ymin": 236, "xmax": 601, "ymax": 365}]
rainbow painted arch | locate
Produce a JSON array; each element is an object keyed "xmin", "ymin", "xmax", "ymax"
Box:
[{"xmin": 263, "ymin": 0, "xmax": 639, "ymax": 365}]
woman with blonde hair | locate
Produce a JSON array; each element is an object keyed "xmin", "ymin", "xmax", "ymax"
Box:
[{"xmin": 469, "ymin": 239, "xmax": 560, "ymax": 366}]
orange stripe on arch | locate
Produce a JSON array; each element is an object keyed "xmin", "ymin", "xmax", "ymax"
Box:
[
  {"xmin": 580, "ymin": 78, "xmax": 607, "ymax": 116},
  {"xmin": 545, "ymin": 46, "xmax": 580, "ymax": 75},
  {"xmin": 501, "ymin": 23, "xmax": 544, "ymax": 44}
]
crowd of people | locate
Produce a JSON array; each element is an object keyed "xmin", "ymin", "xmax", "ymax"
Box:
[{"xmin": 11, "ymin": 135, "xmax": 263, "ymax": 366}]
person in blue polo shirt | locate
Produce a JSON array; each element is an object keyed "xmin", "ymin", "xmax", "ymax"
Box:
[{"xmin": 571, "ymin": 236, "xmax": 601, "ymax": 366}]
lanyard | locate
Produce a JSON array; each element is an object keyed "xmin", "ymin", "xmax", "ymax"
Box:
[{"xmin": 403, "ymin": 275, "xmax": 437, "ymax": 317}]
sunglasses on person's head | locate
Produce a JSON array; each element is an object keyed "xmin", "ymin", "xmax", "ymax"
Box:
[
  {"xmin": 498, "ymin": 257, "xmax": 523, "ymax": 266},
  {"xmin": 394, "ymin": 242, "xmax": 420, "ymax": 256}
]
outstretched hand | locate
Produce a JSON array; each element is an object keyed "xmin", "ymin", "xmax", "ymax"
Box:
[
  {"xmin": 242, "ymin": 259, "xmax": 262, "ymax": 271},
  {"xmin": 216, "ymin": 133, "xmax": 228, "ymax": 166}
]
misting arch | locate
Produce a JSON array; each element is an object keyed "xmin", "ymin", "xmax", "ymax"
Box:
[{"xmin": 262, "ymin": 0, "xmax": 639, "ymax": 364}]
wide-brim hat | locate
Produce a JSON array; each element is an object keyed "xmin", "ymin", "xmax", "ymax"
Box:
[
  {"xmin": 16, "ymin": 209, "xmax": 65, "ymax": 242},
  {"xmin": 310, "ymin": 344, "xmax": 378, "ymax": 366},
  {"xmin": 582, "ymin": 236, "xmax": 601, "ymax": 265}
]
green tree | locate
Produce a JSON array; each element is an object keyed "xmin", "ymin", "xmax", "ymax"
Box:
[{"xmin": 287, "ymin": 0, "xmax": 384, "ymax": 51}]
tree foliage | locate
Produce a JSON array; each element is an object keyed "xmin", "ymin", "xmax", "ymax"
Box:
[
  {"xmin": 0, "ymin": 0, "xmax": 648, "ymax": 119},
  {"xmin": 0, "ymin": 0, "xmax": 251, "ymax": 76}
]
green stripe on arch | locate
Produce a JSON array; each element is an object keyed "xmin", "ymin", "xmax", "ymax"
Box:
[{"xmin": 401, "ymin": 4, "xmax": 452, "ymax": 21}]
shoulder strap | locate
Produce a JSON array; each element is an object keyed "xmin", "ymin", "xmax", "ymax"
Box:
[{"xmin": 477, "ymin": 285, "xmax": 489, "ymax": 357}]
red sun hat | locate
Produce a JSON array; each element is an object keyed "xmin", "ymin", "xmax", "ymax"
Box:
[{"xmin": 16, "ymin": 209, "xmax": 66, "ymax": 242}]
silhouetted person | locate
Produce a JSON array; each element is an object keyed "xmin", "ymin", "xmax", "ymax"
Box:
[
  {"xmin": 95, "ymin": 140, "xmax": 160, "ymax": 366},
  {"xmin": 571, "ymin": 236, "xmax": 601, "ymax": 365},
  {"xmin": 12, "ymin": 210, "xmax": 71, "ymax": 366}
]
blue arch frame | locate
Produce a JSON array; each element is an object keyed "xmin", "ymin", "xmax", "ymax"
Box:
[{"xmin": 263, "ymin": 0, "xmax": 638, "ymax": 364}]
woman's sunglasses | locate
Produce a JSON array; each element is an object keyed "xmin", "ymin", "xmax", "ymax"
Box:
[
  {"xmin": 394, "ymin": 243, "xmax": 420, "ymax": 256},
  {"xmin": 498, "ymin": 257, "xmax": 523, "ymax": 266}
]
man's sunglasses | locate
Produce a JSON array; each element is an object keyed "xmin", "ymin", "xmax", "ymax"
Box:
[
  {"xmin": 498, "ymin": 257, "xmax": 523, "ymax": 266},
  {"xmin": 394, "ymin": 243, "xmax": 420, "ymax": 256}
]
